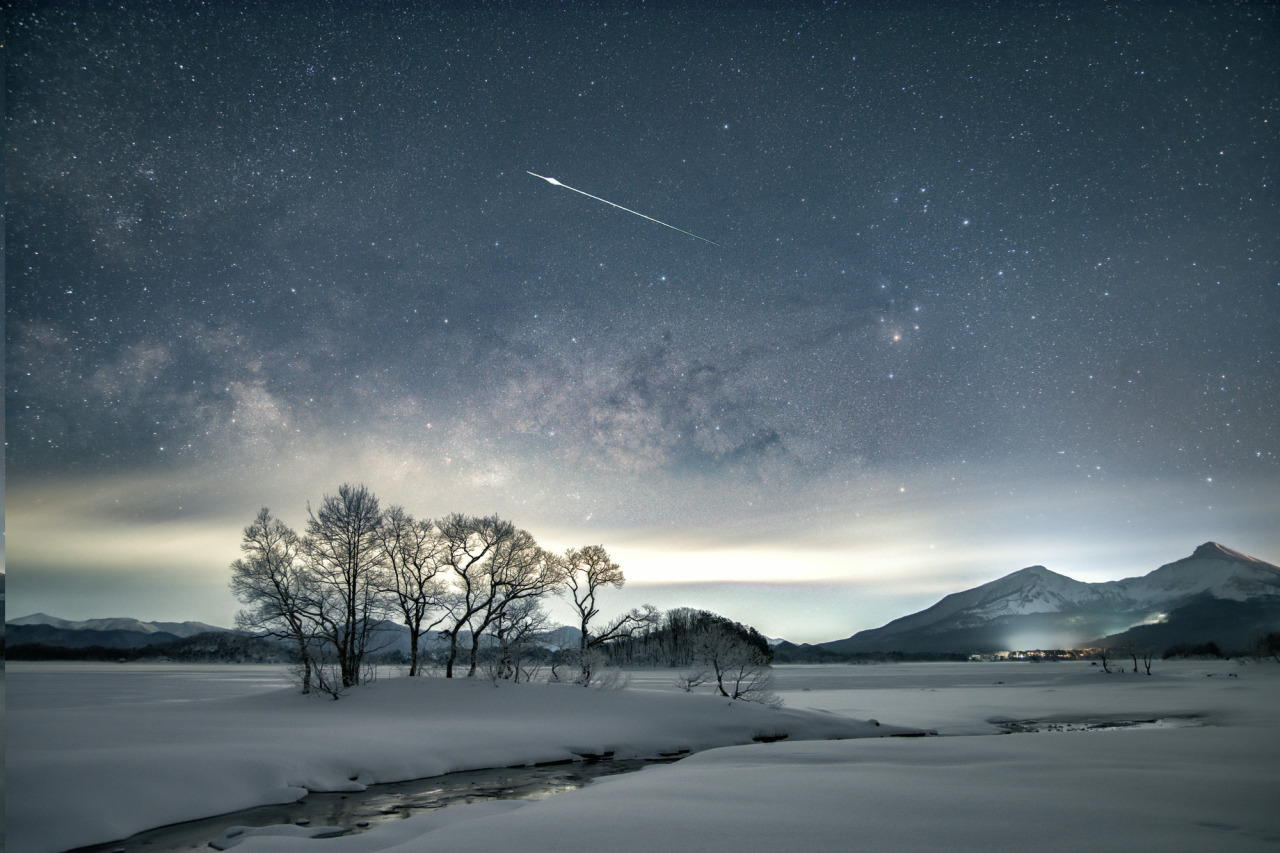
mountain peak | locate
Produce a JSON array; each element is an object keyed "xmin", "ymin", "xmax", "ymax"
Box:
[
  {"xmin": 821, "ymin": 542, "xmax": 1280, "ymax": 655},
  {"xmin": 994, "ymin": 565, "xmax": 1081, "ymax": 591},
  {"xmin": 8, "ymin": 612, "xmax": 75, "ymax": 628},
  {"xmin": 1012, "ymin": 565, "xmax": 1057, "ymax": 578},
  {"xmin": 1189, "ymin": 542, "xmax": 1262, "ymax": 564}
]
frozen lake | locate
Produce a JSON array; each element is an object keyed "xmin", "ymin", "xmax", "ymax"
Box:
[
  {"xmin": 7, "ymin": 657, "xmax": 1188, "ymax": 705},
  {"xmin": 4, "ymin": 662, "xmax": 296, "ymax": 710}
]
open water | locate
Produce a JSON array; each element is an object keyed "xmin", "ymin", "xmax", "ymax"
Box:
[{"xmin": 73, "ymin": 758, "xmax": 676, "ymax": 853}]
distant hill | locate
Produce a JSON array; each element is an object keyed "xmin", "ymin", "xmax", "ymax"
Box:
[
  {"xmin": 7, "ymin": 624, "xmax": 184, "ymax": 650},
  {"xmin": 814, "ymin": 542, "xmax": 1280, "ymax": 657},
  {"xmin": 6, "ymin": 613, "xmax": 234, "ymax": 651},
  {"xmin": 1091, "ymin": 594, "xmax": 1280, "ymax": 654},
  {"xmin": 4, "ymin": 610, "xmax": 583, "ymax": 662},
  {"xmin": 7, "ymin": 630, "xmax": 295, "ymax": 663},
  {"xmin": 8, "ymin": 612, "xmax": 230, "ymax": 637}
]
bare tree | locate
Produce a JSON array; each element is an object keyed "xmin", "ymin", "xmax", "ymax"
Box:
[
  {"xmin": 592, "ymin": 606, "xmax": 661, "ymax": 651},
  {"xmin": 487, "ymin": 597, "xmax": 552, "ymax": 683},
  {"xmin": 558, "ymin": 545, "xmax": 658, "ymax": 683},
  {"xmin": 435, "ymin": 514, "xmax": 514, "ymax": 678},
  {"xmin": 674, "ymin": 669, "xmax": 709, "ymax": 692},
  {"xmin": 692, "ymin": 624, "xmax": 781, "ymax": 705},
  {"xmin": 561, "ymin": 545, "xmax": 625, "ymax": 653},
  {"xmin": 466, "ymin": 529, "xmax": 561, "ymax": 677},
  {"xmin": 377, "ymin": 506, "xmax": 447, "ymax": 676},
  {"xmin": 302, "ymin": 483, "xmax": 391, "ymax": 689},
  {"xmin": 229, "ymin": 508, "xmax": 315, "ymax": 693}
]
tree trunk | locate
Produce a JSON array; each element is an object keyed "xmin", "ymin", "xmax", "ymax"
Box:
[
  {"xmin": 444, "ymin": 632, "xmax": 459, "ymax": 678},
  {"xmin": 468, "ymin": 633, "xmax": 481, "ymax": 677},
  {"xmin": 297, "ymin": 638, "xmax": 312, "ymax": 695}
]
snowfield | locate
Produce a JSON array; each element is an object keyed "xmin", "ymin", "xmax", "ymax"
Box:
[
  {"xmin": 8, "ymin": 660, "xmax": 1280, "ymax": 853},
  {"xmin": 6, "ymin": 665, "xmax": 900, "ymax": 853}
]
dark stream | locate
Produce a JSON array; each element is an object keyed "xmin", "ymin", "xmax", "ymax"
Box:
[{"xmin": 74, "ymin": 758, "xmax": 678, "ymax": 853}]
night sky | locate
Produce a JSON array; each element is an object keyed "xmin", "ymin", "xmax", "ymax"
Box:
[{"xmin": 7, "ymin": 3, "xmax": 1279, "ymax": 642}]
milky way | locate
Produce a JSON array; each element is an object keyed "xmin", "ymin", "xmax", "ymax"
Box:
[{"xmin": 6, "ymin": 4, "xmax": 1279, "ymax": 640}]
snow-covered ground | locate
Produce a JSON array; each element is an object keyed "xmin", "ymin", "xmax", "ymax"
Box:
[
  {"xmin": 8, "ymin": 660, "xmax": 1280, "ymax": 853},
  {"xmin": 6, "ymin": 663, "xmax": 898, "ymax": 853}
]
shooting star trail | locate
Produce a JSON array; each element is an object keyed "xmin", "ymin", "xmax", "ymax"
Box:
[{"xmin": 527, "ymin": 171, "xmax": 720, "ymax": 247}]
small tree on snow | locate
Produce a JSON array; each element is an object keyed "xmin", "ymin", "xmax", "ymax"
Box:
[
  {"xmin": 692, "ymin": 624, "xmax": 781, "ymax": 706},
  {"xmin": 487, "ymin": 597, "xmax": 552, "ymax": 683},
  {"xmin": 674, "ymin": 669, "xmax": 709, "ymax": 692}
]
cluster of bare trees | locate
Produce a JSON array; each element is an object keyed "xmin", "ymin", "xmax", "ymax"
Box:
[
  {"xmin": 229, "ymin": 483, "xmax": 650, "ymax": 696},
  {"xmin": 1250, "ymin": 631, "xmax": 1280, "ymax": 662},
  {"xmin": 1096, "ymin": 645, "xmax": 1155, "ymax": 675}
]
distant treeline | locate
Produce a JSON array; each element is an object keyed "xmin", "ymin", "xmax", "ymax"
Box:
[
  {"xmin": 6, "ymin": 632, "xmax": 292, "ymax": 663},
  {"xmin": 1162, "ymin": 641, "xmax": 1227, "ymax": 659},
  {"xmin": 770, "ymin": 643, "xmax": 970, "ymax": 664},
  {"xmin": 1160, "ymin": 633, "xmax": 1280, "ymax": 661}
]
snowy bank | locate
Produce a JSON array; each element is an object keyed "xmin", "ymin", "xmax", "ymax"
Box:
[
  {"xmin": 7, "ymin": 673, "xmax": 900, "ymax": 853},
  {"xmin": 229, "ymin": 724, "xmax": 1280, "ymax": 853},
  {"xmin": 212, "ymin": 661, "xmax": 1280, "ymax": 853}
]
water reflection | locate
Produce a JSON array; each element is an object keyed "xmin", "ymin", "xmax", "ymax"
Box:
[{"xmin": 74, "ymin": 758, "xmax": 675, "ymax": 853}]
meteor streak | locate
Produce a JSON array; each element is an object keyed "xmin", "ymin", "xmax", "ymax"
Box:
[{"xmin": 527, "ymin": 171, "xmax": 720, "ymax": 246}]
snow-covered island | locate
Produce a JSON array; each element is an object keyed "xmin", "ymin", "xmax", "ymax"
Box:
[{"xmin": 8, "ymin": 659, "xmax": 1280, "ymax": 853}]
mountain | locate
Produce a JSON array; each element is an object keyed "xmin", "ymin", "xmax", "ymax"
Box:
[
  {"xmin": 7, "ymin": 624, "xmax": 185, "ymax": 650},
  {"xmin": 8, "ymin": 613, "xmax": 230, "ymax": 637},
  {"xmin": 1091, "ymin": 593, "xmax": 1280, "ymax": 655},
  {"xmin": 541, "ymin": 625, "xmax": 584, "ymax": 650},
  {"xmin": 4, "ymin": 610, "xmax": 581, "ymax": 659},
  {"xmin": 1101, "ymin": 542, "xmax": 1280, "ymax": 604},
  {"xmin": 819, "ymin": 542, "xmax": 1280, "ymax": 656},
  {"xmin": 6, "ymin": 613, "xmax": 234, "ymax": 651},
  {"xmin": 368, "ymin": 622, "xmax": 581, "ymax": 657}
]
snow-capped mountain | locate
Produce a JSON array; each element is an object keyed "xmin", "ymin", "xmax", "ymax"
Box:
[
  {"xmin": 6, "ymin": 613, "xmax": 233, "ymax": 650},
  {"xmin": 8, "ymin": 613, "xmax": 230, "ymax": 638},
  {"xmin": 1097, "ymin": 542, "xmax": 1280, "ymax": 606},
  {"xmin": 819, "ymin": 542, "xmax": 1280, "ymax": 655}
]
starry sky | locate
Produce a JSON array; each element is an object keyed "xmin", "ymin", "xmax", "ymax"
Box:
[{"xmin": 7, "ymin": 3, "xmax": 1279, "ymax": 643}]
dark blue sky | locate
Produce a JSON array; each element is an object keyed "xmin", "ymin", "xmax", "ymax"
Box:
[{"xmin": 7, "ymin": 3, "xmax": 1278, "ymax": 640}]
